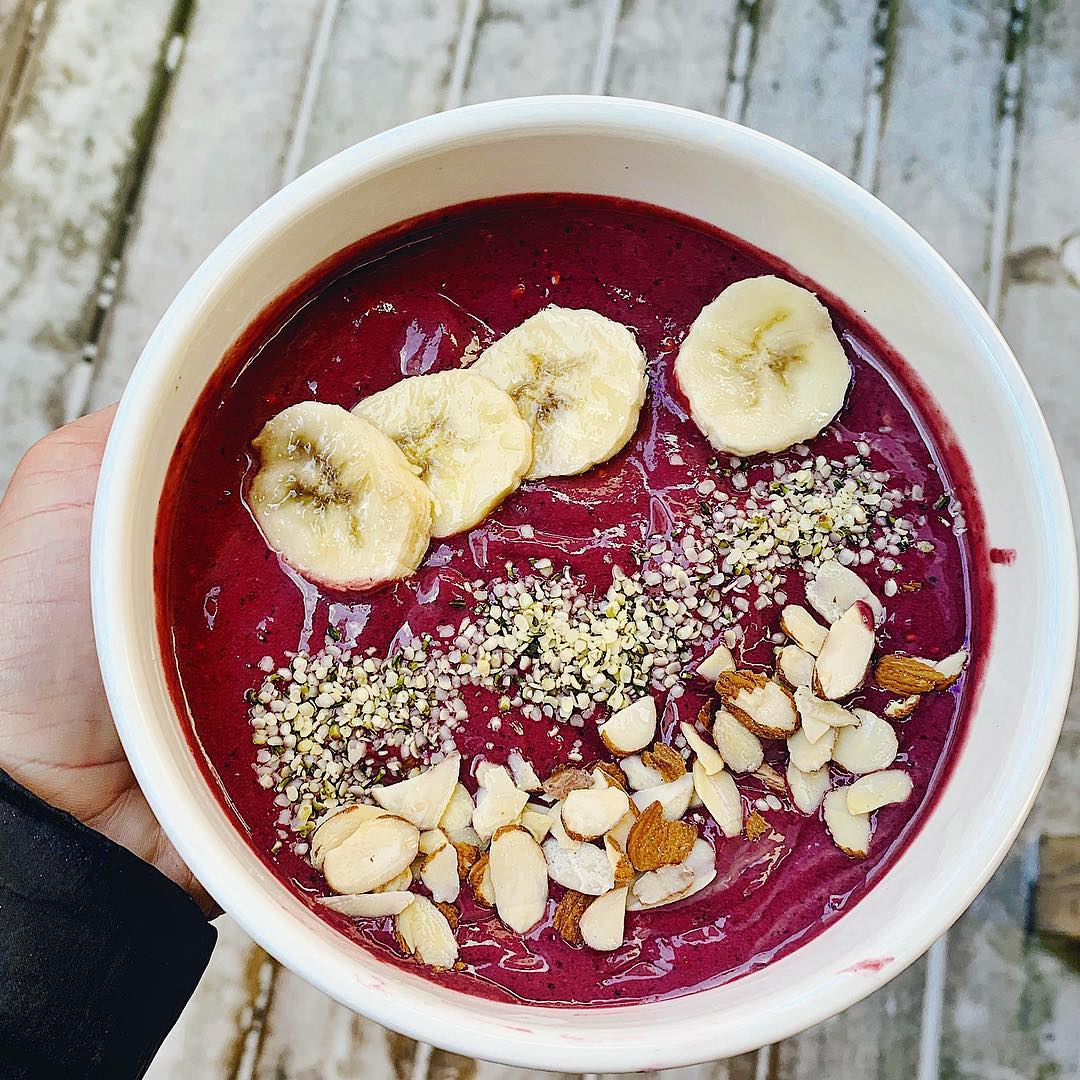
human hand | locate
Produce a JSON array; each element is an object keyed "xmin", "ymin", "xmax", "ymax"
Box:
[{"xmin": 0, "ymin": 407, "xmax": 213, "ymax": 914}]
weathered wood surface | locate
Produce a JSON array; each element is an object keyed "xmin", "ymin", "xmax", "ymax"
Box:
[{"xmin": 1, "ymin": 2, "xmax": 1078, "ymax": 1078}]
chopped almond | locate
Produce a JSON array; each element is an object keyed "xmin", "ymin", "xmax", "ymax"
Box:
[
  {"xmin": 712, "ymin": 707, "xmax": 765, "ymax": 773},
  {"xmin": 317, "ymin": 892, "xmax": 414, "ymax": 918},
  {"xmin": 692, "ymin": 762, "xmax": 742, "ymax": 838},
  {"xmin": 641, "ymin": 743, "xmax": 687, "ymax": 782},
  {"xmin": 606, "ymin": 807, "xmax": 638, "ymax": 850},
  {"xmin": 745, "ymin": 811, "xmax": 770, "ymax": 841},
  {"xmin": 846, "ymin": 770, "xmax": 913, "ymax": 814},
  {"xmin": 813, "ymin": 600, "xmax": 875, "ymax": 700},
  {"xmin": 884, "ymin": 695, "xmax": 921, "ymax": 720},
  {"xmin": 372, "ymin": 755, "xmax": 460, "ymax": 830},
  {"xmin": 786, "ymin": 762, "xmax": 829, "ymax": 815},
  {"xmin": 680, "ymin": 721, "xmax": 725, "ymax": 775},
  {"xmin": 630, "ymin": 772, "xmax": 694, "ymax": 820},
  {"xmin": 626, "ymin": 801, "xmax": 697, "ymax": 871},
  {"xmin": 395, "ymin": 894, "xmax": 458, "ymax": 969},
  {"xmin": 832, "ymin": 710, "xmax": 898, "ymax": 774},
  {"xmin": 779, "ymin": 605, "xmax": 828, "ymax": 655},
  {"xmin": 489, "ymin": 825, "xmax": 549, "ymax": 933},
  {"xmin": 579, "ymin": 887, "xmax": 629, "ymax": 951},
  {"xmin": 543, "ymin": 839, "xmax": 615, "ymax": 895},
  {"xmin": 823, "ymin": 789, "xmax": 871, "ymax": 857},
  {"xmin": 598, "ymin": 696, "xmax": 657, "ymax": 756},
  {"xmin": 542, "ymin": 764, "xmax": 595, "ymax": 801},
  {"xmin": 322, "ymin": 815, "xmax": 420, "ymax": 895},
  {"xmin": 715, "ymin": 670, "xmax": 798, "ymax": 737},
  {"xmin": 562, "ymin": 787, "xmax": 631, "ymax": 841},
  {"xmin": 697, "ymin": 642, "xmax": 736, "ymax": 681},
  {"xmin": 552, "ymin": 890, "xmax": 590, "ymax": 946}
]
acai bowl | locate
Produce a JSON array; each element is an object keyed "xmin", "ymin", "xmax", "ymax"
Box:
[{"xmin": 91, "ymin": 97, "xmax": 1076, "ymax": 1071}]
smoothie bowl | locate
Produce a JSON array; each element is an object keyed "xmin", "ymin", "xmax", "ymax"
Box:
[{"xmin": 91, "ymin": 98, "xmax": 1076, "ymax": 1070}]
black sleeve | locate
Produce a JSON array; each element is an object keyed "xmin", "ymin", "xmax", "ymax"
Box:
[{"xmin": 0, "ymin": 770, "xmax": 217, "ymax": 1080}]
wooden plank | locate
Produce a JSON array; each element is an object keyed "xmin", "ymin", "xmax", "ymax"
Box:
[
  {"xmin": 86, "ymin": 0, "xmax": 328, "ymax": 411},
  {"xmin": 461, "ymin": 0, "xmax": 607, "ymax": 103},
  {"xmin": 603, "ymin": 0, "xmax": 739, "ymax": 113},
  {"xmin": 0, "ymin": 0, "xmax": 180, "ymax": 487},
  {"xmin": 935, "ymin": 1, "xmax": 1080, "ymax": 1076},
  {"xmin": 739, "ymin": 0, "xmax": 877, "ymax": 174}
]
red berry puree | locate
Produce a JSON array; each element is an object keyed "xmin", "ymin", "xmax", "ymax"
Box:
[{"xmin": 156, "ymin": 194, "xmax": 992, "ymax": 1006}]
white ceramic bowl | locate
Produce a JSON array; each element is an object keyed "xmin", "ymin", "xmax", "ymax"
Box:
[{"xmin": 91, "ymin": 97, "xmax": 1076, "ymax": 1072}]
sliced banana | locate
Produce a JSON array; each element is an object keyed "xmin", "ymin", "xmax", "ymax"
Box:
[
  {"xmin": 353, "ymin": 369, "xmax": 532, "ymax": 537},
  {"xmin": 471, "ymin": 306, "xmax": 647, "ymax": 479},
  {"xmin": 249, "ymin": 401, "xmax": 432, "ymax": 589},
  {"xmin": 674, "ymin": 276, "xmax": 851, "ymax": 456}
]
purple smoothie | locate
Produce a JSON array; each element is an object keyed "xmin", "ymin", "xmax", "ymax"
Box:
[{"xmin": 156, "ymin": 193, "xmax": 991, "ymax": 1006}]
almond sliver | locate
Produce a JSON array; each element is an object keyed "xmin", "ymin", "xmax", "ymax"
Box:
[
  {"xmin": 311, "ymin": 803, "xmax": 386, "ymax": 870},
  {"xmin": 692, "ymin": 762, "xmax": 743, "ymax": 838},
  {"xmin": 579, "ymin": 887, "xmax": 629, "ymax": 951},
  {"xmin": 322, "ymin": 815, "xmax": 420, "ymax": 895},
  {"xmin": 507, "ymin": 750, "xmax": 542, "ymax": 792},
  {"xmin": 806, "ymin": 560, "xmax": 883, "ymax": 625},
  {"xmin": 317, "ymin": 891, "xmax": 414, "ymax": 918},
  {"xmin": 562, "ymin": 787, "xmax": 631, "ymax": 841},
  {"xmin": 419, "ymin": 840, "xmax": 461, "ymax": 904},
  {"xmin": 832, "ymin": 710, "xmax": 898, "ymax": 775},
  {"xmin": 439, "ymin": 783, "xmax": 476, "ymax": 844},
  {"xmin": 697, "ymin": 642, "xmax": 736, "ymax": 681},
  {"xmin": 823, "ymin": 789, "xmax": 871, "ymax": 857},
  {"xmin": 472, "ymin": 765, "xmax": 529, "ymax": 839},
  {"xmin": 712, "ymin": 708, "xmax": 764, "ymax": 773},
  {"xmin": 787, "ymin": 762, "xmax": 829, "ymax": 815},
  {"xmin": 630, "ymin": 772, "xmax": 694, "ymax": 820},
  {"xmin": 599, "ymin": 696, "xmax": 657, "ymax": 755},
  {"xmin": 777, "ymin": 644, "xmax": 816, "ymax": 688},
  {"xmin": 628, "ymin": 838, "xmax": 715, "ymax": 910},
  {"xmin": 543, "ymin": 838, "xmax": 615, "ymax": 895},
  {"xmin": 787, "ymin": 724, "xmax": 836, "ymax": 773},
  {"xmin": 715, "ymin": 671, "xmax": 798, "ymax": 737},
  {"xmin": 813, "ymin": 600, "xmax": 875, "ymax": 700},
  {"xmin": 619, "ymin": 754, "xmax": 664, "ymax": 791},
  {"xmin": 846, "ymin": 770, "xmax": 913, "ymax": 814},
  {"xmin": 372, "ymin": 755, "xmax": 460, "ymax": 830},
  {"xmin": 395, "ymin": 894, "xmax": 458, "ymax": 969},
  {"xmin": 489, "ymin": 825, "xmax": 549, "ymax": 933},
  {"xmin": 680, "ymin": 722, "xmax": 725, "ymax": 775},
  {"xmin": 779, "ymin": 605, "xmax": 829, "ymax": 655}
]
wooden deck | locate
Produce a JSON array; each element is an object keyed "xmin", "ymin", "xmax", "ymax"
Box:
[{"xmin": 1, "ymin": 1, "xmax": 1077, "ymax": 1076}]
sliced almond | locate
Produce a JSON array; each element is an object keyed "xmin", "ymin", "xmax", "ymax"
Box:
[
  {"xmin": 599, "ymin": 696, "xmax": 658, "ymax": 756},
  {"xmin": 715, "ymin": 670, "xmax": 798, "ymax": 737},
  {"xmin": 806, "ymin": 559, "xmax": 884, "ymax": 625},
  {"xmin": 628, "ymin": 839, "xmax": 715, "ymax": 910},
  {"xmin": 552, "ymin": 890, "xmax": 590, "ymax": 946},
  {"xmin": 779, "ymin": 605, "xmax": 829, "ymax": 655},
  {"xmin": 489, "ymin": 825, "xmax": 549, "ymax": 933},
  {"xmin": 619, "ymin": 754, "xmax": 664, "ymax": 791},
  {"xmin": 846, "ymin": 770, "xmax": 914, "ymax": 814},
  {"xmin": 786, "ymin": 762, "xmax": 829, "ymax": 815},
  {"xmin": 372, "ymin": 755, "xmax": 460, "ymax": 830},
  {"xmin": 543, "ymin": 839, "xmax": 615, "ymax": 895},
  {"xmin": 418, "ymin": 828, "xmax": 449, "ymax": 856},
  {"xmin": 375, "ymin": 866, "xmax": 414, "ymax": 894},
  {"xmin": 419, "ymin": 841, "xmax": 461, "ymax": 904},
  {"xmin": 813, "ymin": 600, "xmax": 875, "ymax": 700},
  {"xmin": 473, "ymin": 765, "xmax": 529, "ymax": 839},
  {"xmin": 579, "ymin": 887, "xmax": 629, "ymax": 951},
  {"xmin": 591, "ymin": 761, "xmax": 629, "ymax": 791},
  {"xmin": 439, "ymin": 783, "xmax": 478, "ymax": 845},
  {"xmin": 606, "ymin": 807, "xmax": 638, "ymax": 850},
  {"xmin": 317, "ymin": 891, "xmax": 415, "ymax": 918},
  {"xmin": 822, "ymin": 788, "xmax": 871, "ymax": 857},
  {"xmin": 793, "ymin": 685, "xmax": 859, "ymax": 742},
  {"xmin": 697, "ymin": 642, "xmax": 736, "ymax": 681},
  {"xmin": 753, "ymin": 762, "xmax": 787, "ymax": 793},
  {"xmin": 776, "ymin": 644, "xmax": 816, "ymax": 689},
  {"xmin": 322, "ymin": 815, "xmax": 420, "ymax": 895},
  {"xmin": 546, "ymin": 802, "xmax": 583, "ymax": 851},
  {"xmin": 542, "ymin": 764, "xmax": 595, "ymax": 801},
  {"xmin": 692, "ymin": 762, "xmax": 743, "ymax": 838},
  {"xmin": 395, "ymin": 894, "xmax": 458, "ymax": 969},
  {"xmin": 311, "ymin": 804, "xmax": 386, "ymax": 870},
  {"xmin": 630, "ymin": 772, "xmax": 694, "ymax": 820},
  {"xmin": 745, "ymin": 811, "xmax": 770, "ymax": 841},
  {"xmin": 562, "ymin": 787, "xmax": 631, "ymax": 841},
  {"xmin": 832, "ymin": 709, "xmax": 898, "ymax": 775},
  {"xmin": 626, "ymin": 800, "xmax": 698, "ymax": 870},
  {"xmin": 875, "ymin": 649, "xmax": 967, "ymax": 694},
  {"xmin": 787, "ymin": 724, "xmax": 837, "ymax": 773},
  {"xmin": 641, "ymin": 743, "xmax": 687, "ymax": 782},
  {"xmin": 884, "ymin": 695, "xmax": 921, "ymax": 720},
  {"xmin": 604, "ymin": 835, "xmax": 636, "ymax": 888},
  {"xmin": 712, "ymin": 708, "xmax": 765, "ymax": 773},
  {"xmin": 452, "ymin": 841, "xmax": 480, "ymax": 877},
  {"xmin": 507, "ymin": 750, "xmax": 542, "ymax": 792},
  {"xmin": 680, "ymin": 721, "xmax": 725, "ymax": 775},
  {"xmin": 519, "ymin": 806, "xmax": 554, "ymax": 843},
  {"xmin": 467, "ymin": 852, "xmax": 495, "ymax": 907}
]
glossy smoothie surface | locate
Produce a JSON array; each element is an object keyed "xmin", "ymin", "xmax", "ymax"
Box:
[{"xmin": 157, "ymin": 194, "xmax": 988, "ymax": 1006}]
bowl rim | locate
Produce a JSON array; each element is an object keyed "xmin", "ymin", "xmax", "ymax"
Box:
[{"xmin": 91, "ymin": 95, "xmax": 1078, "ymax": 1071}]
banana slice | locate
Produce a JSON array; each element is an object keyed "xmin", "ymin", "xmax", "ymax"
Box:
[
  {"xmin": 471, "ymin": 306, "xmax": 647, "ymax": 479},
  {"xmin": 353, "ymin": 369, "xmax": 532, "ymax": 537},
  {"xmin": 674, "ymin": 276, "xmax": 851, "ymax": 456},
  {"xmin": 249, "ymin": 401, "xmax": 432, "ymax": 589}
]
